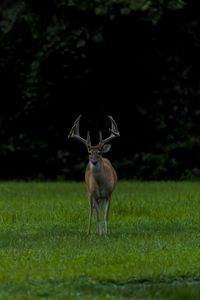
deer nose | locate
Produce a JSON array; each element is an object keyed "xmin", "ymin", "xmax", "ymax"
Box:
[{"xmin": 90, "ymin": 158, "xmax": 97, "ymax": 165}]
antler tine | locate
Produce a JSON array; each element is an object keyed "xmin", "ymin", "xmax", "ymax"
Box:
[
  {"xmin": 100, "ymin": 116, "xmax": 120, "ymax": 145},
  {"xmin": 68, "ymin": 115, "xmax": 81, "ymax": 138},
  {"xmin": 68, "ymin": 115, "xmax": 91, "ymax": 147},
  {"xmin": 99, "ymin": 131, "xmax": 103, "ymax": 143}
]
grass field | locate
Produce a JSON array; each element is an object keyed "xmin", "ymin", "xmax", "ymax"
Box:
[{"xmin": 0, "ymin": 180, "xmax": 199, "ymax": 299}]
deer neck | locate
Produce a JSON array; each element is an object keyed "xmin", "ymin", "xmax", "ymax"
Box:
[{"xmin": 90, "ymin": 158, "xmax": 105, "ymax": 181}]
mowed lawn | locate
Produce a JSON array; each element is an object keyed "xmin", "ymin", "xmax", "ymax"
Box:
[{"xmin": 0, "ymin": 181, "xmax": 199, "ymax": 299}]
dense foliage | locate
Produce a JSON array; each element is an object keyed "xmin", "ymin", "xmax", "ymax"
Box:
[{"xmin": 0, "ymin": 0, "xmax": 199, "ymax": 180}]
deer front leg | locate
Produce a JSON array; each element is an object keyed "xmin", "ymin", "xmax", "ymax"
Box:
[
  {"xmin": 87, "ymin": 193, "xmax": 93, "ymax": 235},
  {"xmin": 104, "ymin": 199, "xmax": 111, "ymax": 235},
  {"xmin": 93, "ymin": 200, "xmax": 102, "ymax": 236}
]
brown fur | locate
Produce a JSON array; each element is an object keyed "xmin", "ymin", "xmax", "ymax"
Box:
[{"xmin": 85, "ymin": 151, "xmax": 117, "ymax": 236}]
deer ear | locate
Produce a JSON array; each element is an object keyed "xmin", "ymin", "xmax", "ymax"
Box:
[{"xmin": 101, "ymin": 144, "xmax": 111, "ymax": 153}]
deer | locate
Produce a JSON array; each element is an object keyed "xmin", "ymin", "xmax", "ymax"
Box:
[{"xmin": 68, "ymin": 115, "xmax": 120, "ymax": 236}]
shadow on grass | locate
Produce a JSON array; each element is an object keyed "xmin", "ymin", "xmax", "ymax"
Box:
[
  {"xmin": 0, "ymin": 219, "xmax": 197, "ymax": 249},
  {"xmin": 110, "ymin": 220, "xmax": 197, "ymax": 239},
  {"xmin": 0, "ymin": 223, "xmax": 86, "ymax": 249},
  {"xmin": 0, "ymin": 277, "xmax": 200, "ymax": 300}
]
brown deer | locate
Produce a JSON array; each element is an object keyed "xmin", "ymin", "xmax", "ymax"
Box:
[{"xmin": 68, "ymin": 115, "xmax": 120, "ymax": 236}]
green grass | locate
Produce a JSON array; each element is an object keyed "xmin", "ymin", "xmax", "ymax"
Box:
[{"xmin": 0, "ymin": 181, "xmax": 199, "ymax": 299}]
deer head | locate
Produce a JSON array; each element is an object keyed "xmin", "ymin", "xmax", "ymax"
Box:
[{"xmin": 68, "ymin": 115, "xmax": 120, "ymax": 165}]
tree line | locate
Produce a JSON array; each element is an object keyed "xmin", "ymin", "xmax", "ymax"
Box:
[{"xmin": 0, "ymin": 0, "xmax": 199, "ymax": 180}]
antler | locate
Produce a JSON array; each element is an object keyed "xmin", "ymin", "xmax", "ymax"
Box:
[
  {"xmin": 69, "ymin": 115, "xmax": 120, "ymax": 148},
  {"xmin": 99, "ymin": 116, "xmax": 120, "ymax": 145},
  {"xmin": 68, "ymin": 115, "xmax": 91, "ymax": 148}
]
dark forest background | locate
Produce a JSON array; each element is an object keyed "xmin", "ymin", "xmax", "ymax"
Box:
[{"xmin": 0, "ymin": 0, "xmax": 199, "ymax": 181}]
